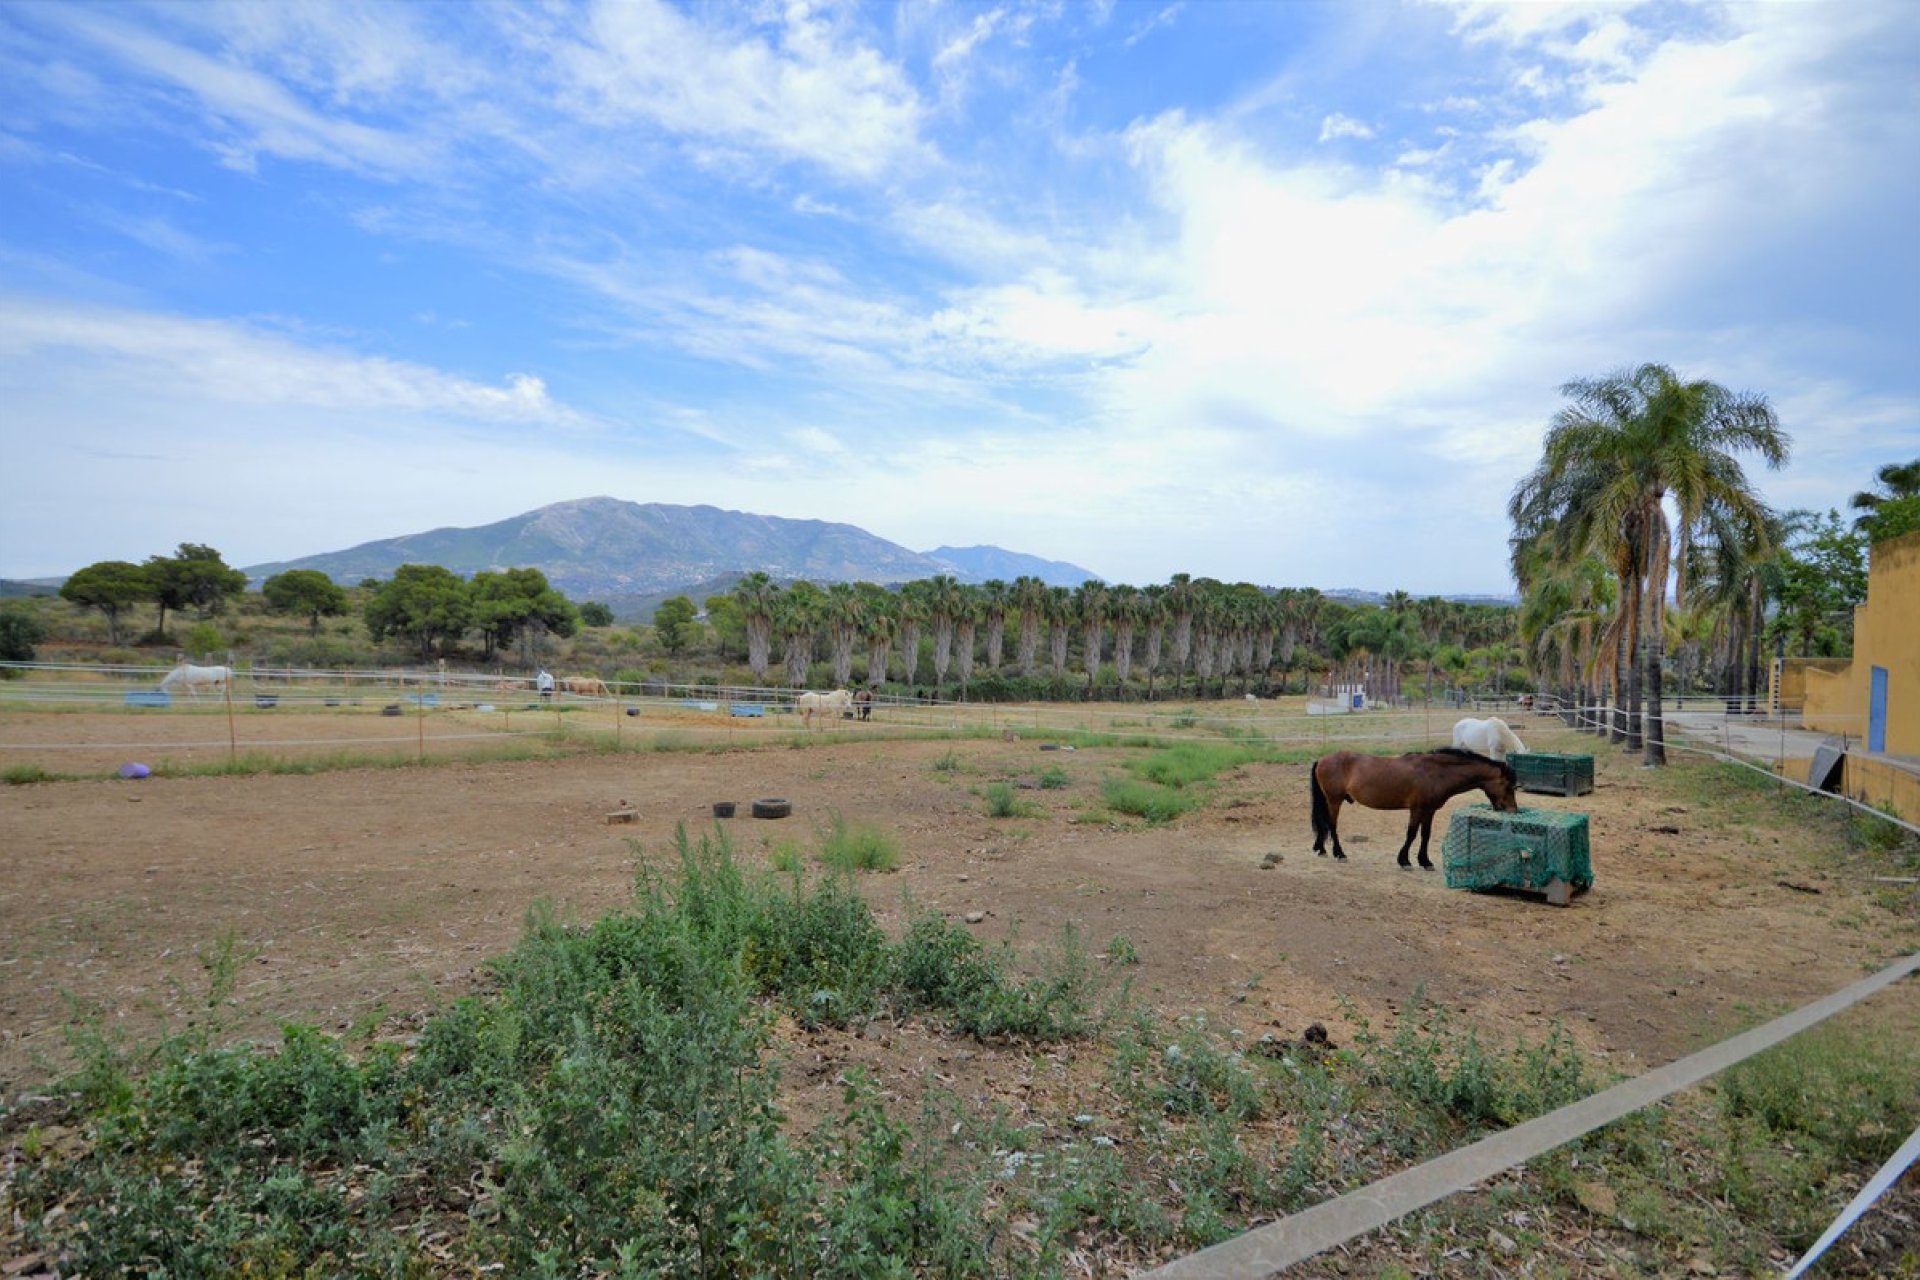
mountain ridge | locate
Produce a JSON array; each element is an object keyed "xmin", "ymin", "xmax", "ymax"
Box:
[{"xmin": 241, "ymin": 498, "xmax": 1102, "ymax": 612}]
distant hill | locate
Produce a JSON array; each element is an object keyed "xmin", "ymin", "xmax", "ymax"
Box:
[
  {"xmin": 1, "ymin": 578, "xmax": 59, "ymax": 598},
  {"xmin": 1321, "ymin": 588, "xmax": 1517, "ymax": 607},
  {"xmin": 242, "ymin": 498, "xmax": 1061, "ymax": 613},
  {"xmin": 921, "ymin": 545, "xmax": 1097, "ymax": 588}
]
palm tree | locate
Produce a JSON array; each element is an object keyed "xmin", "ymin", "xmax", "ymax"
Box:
[
  {"xmin": 732, "ymin": 572, "xmax": 779, "ymax": 688},
  {"xmin": 1510, "ymin": 364, "xmax": 1788, "ymax": 764},
  {"xmin": 927, "ymin": 575, "xmax": 963, "ymax": 697},
  {"xmin": 896, "ymin": 583, "xmax": 928, "ymax": 688},
  {"xmin": 824, "ymin": 582, "xmax": 863, "ymax": 688},
  {"xmin": 1045, "ymin": 587, "xmax": 1072, "ymax": 690},
  {"xmin": 953, "ymin": 585, "xmax": 981, "ymax": 700},
  {"xmin": 1166, "ymin": 573, "xmax": 1196, "ymax": 694},
  {"xmin": 861, "ymin": 595, "xmax": 896, "ymax": 687},
  {"xmin": 1108, "ymin": 585, "xmax": 1140, "ymax": 694},
  {"xmin": 776, "ymin": 582, "xmax": 823, "ymax": 688},
  {"xmin": 1013, "ymin": 575, "xmax": 1046, "ymax": 678},
  {"xmin": 980, "ymin": 579, "xmax": 1011, "ymax": 671},
  {"xmin": 1848, "ymin": 458, "xmax": 1920, "ymax": 527},
  {"xmin": 1075, "ymin": 579, "xmax": 1108, "ymax": 696},
  {"xmin": 1139, "ymin": 585, "xmax": 1168, "ymax": 700}
]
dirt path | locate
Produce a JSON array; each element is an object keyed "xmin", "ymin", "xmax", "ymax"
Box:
[{"xmin": 6, "ymin": 714, "xmax": 1915, "ymax": 1101}]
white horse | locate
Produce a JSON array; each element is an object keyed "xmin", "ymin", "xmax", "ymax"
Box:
[
  {"xmin": 159, "ymin": 662, "xmax": 233, "ymax": 701},
  {"xmin": 1452, "ymin": 716, "xmax": 1526, "ymax": 762},
  {"xmin": 796, "ymin": 688, "xmax": 853, "ymax": 727}
]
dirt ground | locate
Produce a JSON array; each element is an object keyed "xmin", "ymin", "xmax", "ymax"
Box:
[{"xmin": 5, "ymin": 709, "xmax": 1916, "ymax": 1108}]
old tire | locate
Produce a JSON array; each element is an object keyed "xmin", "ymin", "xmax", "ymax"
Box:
[{"xmin": 751, "ymin": 798, "xmax": 792, "ymax": 819}]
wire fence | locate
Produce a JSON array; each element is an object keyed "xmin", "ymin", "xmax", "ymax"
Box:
[{"xmin": 0, "ymin": 660, "xmax": 1574, "ymax": 768}]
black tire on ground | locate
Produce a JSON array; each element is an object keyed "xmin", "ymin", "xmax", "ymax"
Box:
[{"xmin": 751, "ymin": 798, "xmax": 792, "ymax": 819}]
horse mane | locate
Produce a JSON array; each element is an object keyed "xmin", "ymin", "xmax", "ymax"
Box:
[{"xmin": 1418, "ymin": 746, "xmax": 1517, "ymax": 783}]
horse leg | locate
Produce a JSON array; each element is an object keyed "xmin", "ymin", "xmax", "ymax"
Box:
[
  {"xmin": 1327, "ymin": 796, "xmax": 1347, "ymax": 860},
  {"xmin": 1416, "ymin": 809, "xmax": 1438, "ymax": 870},
  {"xmin": 1396, "ymin": 812, "xmax": 1421, "ymax": 868}
]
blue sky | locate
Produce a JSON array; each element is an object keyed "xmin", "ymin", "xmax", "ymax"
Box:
[{"xmin": 2, "ymin": 0, "xmax": 1915, "ymax": 594}]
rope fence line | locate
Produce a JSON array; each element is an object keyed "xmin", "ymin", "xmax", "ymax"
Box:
[
  {"xmin": 1542, "ymin": 696, "xmax": 1920, "ymax": 840},
  {"xmin": 1140, "ymin": 950, "xmax": 1920, "ymax": 1279}
]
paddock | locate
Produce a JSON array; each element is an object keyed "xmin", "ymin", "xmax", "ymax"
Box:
[{"xmin": 4, "ymin": 716, "xmax": 1911, "ymax": 1092}]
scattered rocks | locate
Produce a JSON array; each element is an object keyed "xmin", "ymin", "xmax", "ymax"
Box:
[
  {"xmin": 964, "ymin": 911, "xmax": 986, "ymax": 924},
  {"xmin": 1259, "ymin": 851, "xmax": 1282, "ymax": 869}
]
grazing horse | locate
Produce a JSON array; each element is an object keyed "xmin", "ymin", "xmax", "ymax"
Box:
[
  {"xmin": 1451, "ymin": 716, "xmax": 1526, "ymax": 761},
  {"xmin": 560, "ymin": 675, "xmax": 609, "ymax": 697},
  {"xmin": 158, "ymin": 662, "xmax": 232, "ymax": 700},
  {"xmin": 795, "ymin": 688, "xmax": 853, "ymax": 727},
  {"xmin": 1310, "ymin": 748, "xmax": 1518, "ymax": 869}
]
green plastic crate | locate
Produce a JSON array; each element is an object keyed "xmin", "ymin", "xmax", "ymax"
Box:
[
  {"xmin": 1509, "ymin": 751, "xmax": 1595, "ymax": 796},
  {"xmin": 1443, "ymin": 805, "xmax": 1593, "ymax": 904}
]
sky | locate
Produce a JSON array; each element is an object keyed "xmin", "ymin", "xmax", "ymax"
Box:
[{"xmin": 1, "ymin": 0, "xmax": 1915, "ymax": 596}]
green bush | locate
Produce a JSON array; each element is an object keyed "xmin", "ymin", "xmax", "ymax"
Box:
[
  {"xmin": 1101, "ymin": 777, "xmax": 1201, "ymax": 824},
  {"xmin": 815, "ymin": 810, "xmax": 902, "ymax": 872},
  {"xmin": 984, "ymin": 781, "xmax": 1038, "ymax": 818}
]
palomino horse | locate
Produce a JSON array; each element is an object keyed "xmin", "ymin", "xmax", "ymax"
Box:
[
  {"xmin": 796, "ymin": 688, "xmax": 853, "ymax": 727},
  {"xmin": 158, "ymin": 662, "xmax": 232, "ymax": 700},
  {"xmin": 1310, "ymin": 748, "xmax": 1518, "ymax": 869},
  {"xmin": 560, "ymin": 676, "xmax": 609, "ymax": 696},
  {"xmin": 1451, "ymin": 716, "xmax": 1526, "ymax": 762}
]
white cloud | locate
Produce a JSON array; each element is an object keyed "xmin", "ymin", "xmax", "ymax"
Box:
[
  {"xmin": 1317, "ymin": 112, "xmax": 1376, "ymax": 142},
  {"xmin": 548, "ymin": 0, "xmax": 930, "ymax": 181},
  {"xmin": 40, "ymin": 7, "xmax": 435, "ymax": 177},
  {"xmin": 0, "ymin": 295, "xmax": 577, "ymax": 423}
]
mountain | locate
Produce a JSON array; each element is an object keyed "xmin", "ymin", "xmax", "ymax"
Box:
[
  {"xmin": 921, "ymin": 545, "xmax": 1098, "ymax": 587},
  {"xmin": 1321, "ymin": 588, "xmax": 1518, "ymax": 607},
  {"xmin": 1, "ymin": 578, "xmax": 60, "ymax": 597},
  {"xmin": 243, "ymin": 498, "xmax": 993, "ymax": 610}
]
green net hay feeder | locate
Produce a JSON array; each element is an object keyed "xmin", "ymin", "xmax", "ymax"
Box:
[
  {"xmin": 1442, "ymin": 805, "xmax": 1593, "ymax": 906},
  {"xmin": 1509, "ymin": 752, "xmax": 1595, "ymax": 796}
]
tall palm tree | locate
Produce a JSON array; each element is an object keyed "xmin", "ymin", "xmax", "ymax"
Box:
[
  {"xmin": 1139, "ymin": 585, "xmax": 1168, "ymax": 700},
  {"xmin": 1510, "ymin": 364, "xmax": 1788, "ymax": 764},
  {"xmin": 1108, "ymin": 585, "xmax": 1140, "ymax": 694},
  {"xmin": 1045, "ymin": 587, "xmax": 1072, "ymax": 689},
  {"xmin": 824, "ymin": 582, "xmax": 863, "ymax": 688},
  {"xmin": 953, "ymin": 585, "xmax": 981, "ymax": 700},
  {"xmin": 896, "ymin": 583, "xmax": 928, "ymax": 688},
  {"xmin": 777, "ymin": 582, "xmax": 823, "ymax": 688},
  {"xmin": 980, "ymin": 579, "xmax": 1011, "ymax": 671},
  {"xmin": 732, "ymin": 572, "xmax": 779, "ymax": 688},
  {"xmin": 1166, "ymin": 573, "xmax": 1197, "ymax": 695},
  {"xmin": 1013, "ymin": 575, "xmax": 1046, "ymax": 678},
  {"xmin": 1075, "ymin": 579, "xmax": 1108, "ymax": 696},
  {"xmin": 862, "ymin": 596, "xmax": 896, "ymax": 687},
  {"xmin": 927, "ymin": 574, "xmax": 964, "ymax": 697}
]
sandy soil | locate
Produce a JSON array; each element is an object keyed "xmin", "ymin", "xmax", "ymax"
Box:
[{"xmin": 5, "ymin": 710, "xmax": 1914, "ymax": 1103}]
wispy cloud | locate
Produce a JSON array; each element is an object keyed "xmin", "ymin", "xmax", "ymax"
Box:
[{"xmin": 0, "ymin": 295, "xmax": 579, "ymax": 423}]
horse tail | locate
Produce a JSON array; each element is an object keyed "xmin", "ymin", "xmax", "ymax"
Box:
[{"xmin": 1310, "ymin": 760, "xmax": 1331, "ymax": 846}]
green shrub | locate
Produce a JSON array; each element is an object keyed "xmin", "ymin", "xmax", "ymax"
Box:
[
  {"xmin": 984, "ymin": 781, "xmax": 1038, "ymax": 818},
  {"xmin": 1101, "ymin": 777, "xmax": 1200, "ymax": 824},
  {"xmin": 816, "ymin": 810, "xmax": 901, "ymax": 872},
  {"xmin": 1038, "ymin": 765, "xmax": 1071, "ymax": 789},
  {"xmin": 3, "ymin": 762, "xmax": 55, "ymax": 785}
]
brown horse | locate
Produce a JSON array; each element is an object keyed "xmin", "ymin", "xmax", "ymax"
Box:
[{"xmin": 1310, "ymin": 748, "xmax": 1518, "ymax": 869}]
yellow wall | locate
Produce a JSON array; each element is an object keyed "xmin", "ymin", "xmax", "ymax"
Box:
[
  {"xmin": 1774, "ymin": 657, "xmax": 1849, "ymax": 714},
  {"xmin": 1841, "ymin": 756, "xmax": 1920, "ymax": 825},
  {"xmin": 1802, "ymin": 528, "xmax": 1920, "ymax": 755}
]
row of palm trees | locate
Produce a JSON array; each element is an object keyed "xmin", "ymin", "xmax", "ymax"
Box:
[
  {"xmin": 1509, "ymin": 363, "xmax": 1792, "ymax": 766},
  {"xmin": 727, "ymin": 571, "xmax": 1520, "ymax": 702}
]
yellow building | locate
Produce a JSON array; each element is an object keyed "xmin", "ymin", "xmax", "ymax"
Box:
[{"xmin": 1801, "ymin": 527, "xmax": 1920, "ymax": 817}]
